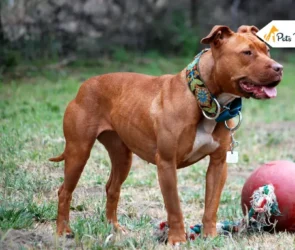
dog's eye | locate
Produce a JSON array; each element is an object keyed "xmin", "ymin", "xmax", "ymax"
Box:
[{"xmin": 243, "ymin": 51, "xmax": 252, "ymax": 56}]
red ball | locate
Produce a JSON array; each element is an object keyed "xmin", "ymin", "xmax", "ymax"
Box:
[{"xmin": 241, "ymin": 160, "xmax": 295, "ymax": 232}]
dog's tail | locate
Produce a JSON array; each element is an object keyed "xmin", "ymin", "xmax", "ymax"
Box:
[{"xmin": 49, "ymin": 153, "xmax": 65, "ymax": 162}]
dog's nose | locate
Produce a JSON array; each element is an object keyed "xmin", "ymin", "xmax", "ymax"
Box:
[{"xmin": 272, "ymin": 63, "xmax": 283, "ymax": 73}]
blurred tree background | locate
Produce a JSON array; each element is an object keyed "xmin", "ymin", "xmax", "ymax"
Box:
[{"xmin": 0, "ymin": 0, "xmax": 294, "ymax": 74}]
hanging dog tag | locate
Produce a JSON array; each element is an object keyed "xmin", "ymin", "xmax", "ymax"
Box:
[
  {"xmin": 226, "ymin": 129, "xmax": 239, "ymax": 164},
  {"xmin": 226, "ymin": 151, "xmax": 239, "ymax": 164}
]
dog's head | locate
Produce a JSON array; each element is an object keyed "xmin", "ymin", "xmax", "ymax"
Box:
[{"xmin": 201, "ymin": 25, "xmax": 283, "ymax": 99}]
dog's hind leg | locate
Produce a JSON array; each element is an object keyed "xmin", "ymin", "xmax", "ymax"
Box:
[
  {"xmin": 56, "ymin": 101, "xmax": 98, "ymax": 236},
  {"xmin": 98, "ymin": 131, "xmax": 132, "ymax": 232}
]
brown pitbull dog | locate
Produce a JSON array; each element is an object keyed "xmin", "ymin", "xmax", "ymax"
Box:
[{"xmin": 50, "ymin": 25, "xmax": 283, "ymax": 244}]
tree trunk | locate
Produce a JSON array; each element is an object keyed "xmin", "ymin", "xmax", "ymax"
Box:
[
  {"xmin": 231, "ymin": 0, "xmax": 241, "ymax": 30},
  {"xmin": 0, "ymin": 1, "xmax": 4, "ymax": 44},
  {"xmin": 190, "ymin": 0, "xmax": 197, "ymax": 28}
]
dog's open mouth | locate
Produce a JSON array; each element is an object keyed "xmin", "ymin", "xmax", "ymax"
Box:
[{"xmin": 239, "ymin": 79, "xmax": 280, "ymax": 99}]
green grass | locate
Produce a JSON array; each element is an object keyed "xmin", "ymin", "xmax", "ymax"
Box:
[{"xmin": 1, "ymin": 55, "xmax": 295, "ymax": 249}]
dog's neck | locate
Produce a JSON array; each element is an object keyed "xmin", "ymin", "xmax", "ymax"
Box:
[
  {"xmin": 197, "ymin": 50, "xmax": 221, "ymax": 97},
  {"xmin": 199, "ymin": 50, "xmax": 239, "ymax": 105},
  {"xmin": 183, "ymin": 49, "xmax": 236, "ymax": 107}
]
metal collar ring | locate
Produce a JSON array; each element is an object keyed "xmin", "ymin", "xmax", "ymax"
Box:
[
  {"xmin": 224, "ymin": 111, "xmax": 242, "ymax": 131},
  {"xmin": 201, "ymin": 98, "xmax": 221, "ymax": 120}
]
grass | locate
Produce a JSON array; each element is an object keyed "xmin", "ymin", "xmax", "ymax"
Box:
[{"xmin": 1, "ymin": 53, "xmax": 295, "ymax": 249}]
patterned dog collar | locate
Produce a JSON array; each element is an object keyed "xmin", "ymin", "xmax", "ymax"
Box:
[
  {"xmin": 186, "ymin": 49, "xmax": 219, "ymax": 119},
  {"xmin": 186, "ymin": 49, "xmax": 242, "ymax": 122}
]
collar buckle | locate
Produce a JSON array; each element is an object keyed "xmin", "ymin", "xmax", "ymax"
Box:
[{"xmin": 215, "ymin": 98, "xmax": 242, "ymax": 123}]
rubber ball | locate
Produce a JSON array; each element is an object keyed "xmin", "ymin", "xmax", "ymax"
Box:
[{"xmin": 241, "ymin": 160, "xmax": 295, "ymax": 232}]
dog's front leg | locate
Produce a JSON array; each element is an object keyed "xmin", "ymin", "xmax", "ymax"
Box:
[
  {"xmin": 156, "ymin": 153, "xmax": 186, "ymax": 244},
  {"xmin": 202, "ymin": 152, "xmax": 227, "ymax": 237}
]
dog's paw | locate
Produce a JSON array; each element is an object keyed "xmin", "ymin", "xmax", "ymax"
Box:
[
  {"xmin": 113, "ymin": 222, "xmax": 128, "ymax": 235},
  {"xmin": 65, "ymin": 232, "xmax": 75, "ymax": 239},
  {"xmin": 168, "ymin": 235, "xmax": 186, "ymax": 245}
]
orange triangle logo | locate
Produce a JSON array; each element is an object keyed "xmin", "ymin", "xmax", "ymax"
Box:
[{"xmin": 264, "ymin": 25, "xmax": 279, "ymax": 42}]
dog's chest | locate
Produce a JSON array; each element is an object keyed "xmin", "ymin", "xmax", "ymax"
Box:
[
  {"xmin": 184, "ymin": 93, "xmax": 238, "ymax": 163},
  {"xmin": 185, "ymin": 119, "xmax": 219, "ymax": 163}
]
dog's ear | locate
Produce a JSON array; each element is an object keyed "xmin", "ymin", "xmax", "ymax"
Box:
[
  {"xmin": 237, "ymin": 25, "xmax": 259, "ymax": 35},
  {"xmin": 201, "ymin": 25, "xmax": 233, "ymax": 46}
]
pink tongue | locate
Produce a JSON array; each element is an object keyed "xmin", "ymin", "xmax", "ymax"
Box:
[{"xmin": 262, "ymin": 86, "xmax": 277, "ymax": 98}]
